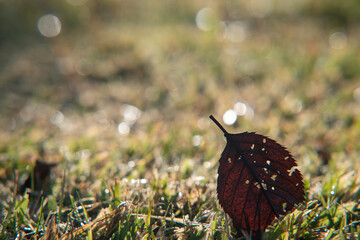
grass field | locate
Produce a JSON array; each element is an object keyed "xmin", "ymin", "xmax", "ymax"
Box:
[{"xmin": 1, "ymin": 0, "xmax": 360, "ymax": 239}]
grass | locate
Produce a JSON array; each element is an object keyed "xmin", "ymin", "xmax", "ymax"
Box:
[{"xmin": 1, "ymin": 0, "xmax": 360, "ymax": 239}]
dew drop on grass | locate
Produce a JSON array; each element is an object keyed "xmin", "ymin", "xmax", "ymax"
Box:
[
  {"xmin": 131, "ymin": 179, "xmax": 147, "ymax": 184},
  {"xmin": 331, "ymin": 185, "xmax": 336, "ymax": 195},
  {"xmin": 128, "ymin": 161, "xmax": 135, "ymax": 168},
  {"xmin": 122, "ymin": 178, "xmax": 128, "ymax": 183},
  {"xmin": 194, "ymin": 176, "xmax": 205, "ymax": 182}
]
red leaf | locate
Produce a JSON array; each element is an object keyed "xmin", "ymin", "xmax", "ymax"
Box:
[{"xmin": 210, "ymin": 115, "xmax": 305, "ymax": 239}]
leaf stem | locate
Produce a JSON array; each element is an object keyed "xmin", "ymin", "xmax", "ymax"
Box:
[{"xmin": 209, "ymin": 115, "xmax": 228, "ymax": 135}]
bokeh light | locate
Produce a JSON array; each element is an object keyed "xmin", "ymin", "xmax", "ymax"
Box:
[
  {"xmin": 195, "ymin": 7, "xmax": 218, "ymax": 31},
  {"xmin": 118, "ymin": 122, "xmax": 130, "ymax": 135},
  {"xmin": 130, "ymin": 179, "xmax": 147, "ymax": 184},
  {"xmin": 245, "ymin": 106, "xmax": 255, "ymax": 120},
  {"xmin": 122, "ymin": 104, "xmax": 141, "ymax": 125},
  {"xmin": 234, "ymin": 102, "xmax": 247, "ymax": 116},
  {"xmin": 203, "ymin": 161, "xmax": 211, "ymax": 169},
  {"xmin": 51, "ymin": 111, "xmax": 65, "ymax": 127},
  {"xmin": 282, "ymin": 96, "xmax": 303, "ymax": 114},
  {"xmin": 223, "ymin": 109, "xmax": 237, "ymax": 125},
  {"xmin": 192, "ymin": 134, "xmax": 203, "ymax": 147},
  {"xmin": 128, "ymin": 160, "xmax": 135, "ymax": 168},
  {"xmin": 225, "ymin": 21, "xmax": 246, "ymax": 43},
  {"xmin": 329, "ymin": 31, "xmax": 347, "ymax": 50},
  {"xmin": 37, "ymin": 14, "xmax": 62, "ymax": 38},
  {"xmin": 75, "ymin": 58, "xmax": 93, "ymax": 76}
]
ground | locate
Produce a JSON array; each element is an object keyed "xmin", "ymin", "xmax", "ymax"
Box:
[{"xmin": 0, "ymin": 0, "xmax": 360, "ymax": 239}]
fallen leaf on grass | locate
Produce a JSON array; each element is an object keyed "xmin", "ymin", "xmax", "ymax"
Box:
[{"xmin": 210, "ymin": 115, "xmax": 305, "ymax": 239}]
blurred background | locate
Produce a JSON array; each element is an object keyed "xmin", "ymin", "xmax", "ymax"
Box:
[{"xmin": 1, "ymin": 0, "xmax": 360, "ymax": 198}]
